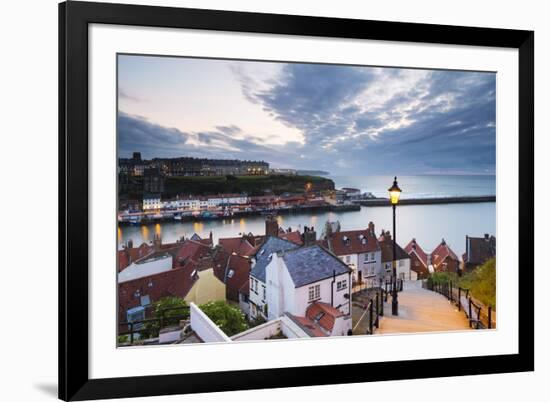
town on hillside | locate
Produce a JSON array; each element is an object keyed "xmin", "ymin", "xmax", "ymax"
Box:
[
  {"xmin": 117, "ymin": 153, "xmax": 373, "ymax": 224},
  {"xmin": 117, "ymin": 215, "xmax": 497, "ymax": 346}
]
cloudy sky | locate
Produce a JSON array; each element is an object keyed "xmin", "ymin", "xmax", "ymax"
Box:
[{"xmin": 118, "ymin": 55, "xmax": 496, "ymax": 175}]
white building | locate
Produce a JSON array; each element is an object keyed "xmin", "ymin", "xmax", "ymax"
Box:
[
  {"xmin": 264, "ymin": 245, "xmax": 352, "ymax": 321},
  {"xmin": 378, "ymin": 231, "xmax": 414, "ymax": 281},
  {"xmin": 143, "ymin": 194, "xmax": 162, "ymax": 211},
  {"xmin": 322, "ymin": 222, "xmax": 382, "ymax": 287},
  {"xmin": 207, "ymin": 194, "xmax": 249, "ymax": 208},
  {"xmin": 249, "ymin": 236, "xmax": 299, "ymax": 320}
]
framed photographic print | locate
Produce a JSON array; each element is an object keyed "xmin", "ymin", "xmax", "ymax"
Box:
[{"xmin": 59, "ymin": 1, "xmax": 534, "ymax": 400}]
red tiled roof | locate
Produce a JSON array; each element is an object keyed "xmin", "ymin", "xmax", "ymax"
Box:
[
  {"xmin": 431, "ymin": 240, "xmax": 459, "ymax": 269},
  {"xmin": 213, "ymin": 251, "xmax": 229, "ymax": 282},
  {"xmin": 286, "ymin": 314, "xmax": 327, "ymax": 337},
  {"xmin": 225, "ymin": 254, "xmax": 251, "ymax": 294},
  {"xmin": 176, "ymin": 240, "xmax": 212, "ymax": 266},
  {"xmin": 327, "ymin": 229, "xmax": 380, "ymax": 255},
  {"xmin": 218, "ymin": 237, "xmax": 256, "ymax": 256},
  {"xmin": 404, "ymin": 239, "xmax": 428, "ymax": 267},
  {"xmin": 279, "ymin": 230, "xmax": 303, "ymax": 246},
  {"xmin": 305, "ymin": 302, "xmax": 343, "ymax": 332},
  {"xmin": 118, "ymin": 243, "xmax": 154, "ymax": 271},
  {"xmin": 118, "ymin": 264, "xmax": 198, "ymax": 321},
  {"xmin": 213, "ymin": 251, "xmax": 251, "ymax": 299}
]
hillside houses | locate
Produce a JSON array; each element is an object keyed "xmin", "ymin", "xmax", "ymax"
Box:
[
  {"xmin": 462, "ymin": 234, "xmax": 496, "ymax": 271},
  {"xmin": 431, "ymin": 239, "xmax": 460, "ymax": 273},
  {"xmin": 117, "ymin": 234, "xmax": 226, "ymax": 326},
  {"xmin": 404, "ymin": 238, "xmax": 430, "ymax": 279},
  {"xmin": 378, "ymin": 230, "xmax": 413, "ymax": 281},
  {"xmin": 118, "ymin": 215, "xmax": 484, "ymax": 341},
  {"xmin": 319, "ymin": 221, "xmax": 382, "ymax": 286},
  {"xmin": 249, "ymin": 236, "xmax": 300, "ymax": 320},
  {"xmin": 266, "ymin": 245, "xmax": 352, "ymax": 317},
  {"xmin": 403, "ymin": 236, "xmax": 494, "ymax": 275}
]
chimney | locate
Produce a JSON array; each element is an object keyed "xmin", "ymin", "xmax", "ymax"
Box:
[
  {"xmin": 265, "ymin": 214, "xmax": 279, "ymax": 237},
  {"xmin": 484, "ymin": 233, "xmax": 489, "ymax": 240},
  {"xmin": 465, "ymin": 235, "xmax": 469, "ymax": 262},
  {"xmin": 303, "ymin": 226, "xmax": 317, "ymax": 247},
  {"xmin": 243, "ymin": 232, "xmax": 256, "ymax": 246},
  {"xmin": 385, "ymin": 230, "xmax": 391, "ymax": 242},
  {"xmin": 209, "ymin": 231, "xmax": 213, "ymax": 243},
  {"xmin": 153, "ymin": 233, "xmax": 162, "ymax": 250},
  {"xmin": 126, "ymin": 239, "xmax": 133, "ymax": 249},
  {"xmin": 368, "ymin": 221, "xmax": 375, "ymax": 235}
]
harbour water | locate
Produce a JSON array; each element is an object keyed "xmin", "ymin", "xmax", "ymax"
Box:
[
  {"xmin": 118, "ymin": 175, "xmax": 496, "ymax": 256},
  {"xmin": 329, "ymin": 175, "xmax": 496, "ymax": 199}
]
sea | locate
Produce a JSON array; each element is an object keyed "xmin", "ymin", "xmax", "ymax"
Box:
[{"xmin": 118, "ymin": 175, "xmax": 496, "ymax": 257}]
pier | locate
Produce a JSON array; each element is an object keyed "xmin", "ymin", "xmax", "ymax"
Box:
[
  {"xmin": 355, "ymin": 195, "xmax": 495, "ymax": 207},
  {"xmin": 118, "ymin": 203, "xmax": 361, "ymax": 225}
]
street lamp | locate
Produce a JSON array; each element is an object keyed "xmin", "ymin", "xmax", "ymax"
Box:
[{"xmin": 388, "ymin": 176, "xmax": 402, "ymax": 316}]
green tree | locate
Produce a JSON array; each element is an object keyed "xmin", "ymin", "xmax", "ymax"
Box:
[
  {"xmin": 199, "ymin": 300, "xmax": 249, "ymax": 336},
  {"xmin": 143, "ymin": 296, "xmax": 189, "ymax": 338}
]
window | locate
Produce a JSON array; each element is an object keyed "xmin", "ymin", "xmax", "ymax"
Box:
[
  {"xmin": 345, "ymin": 255, "xmax": 351, "ymax": 263},
  {"xmin": 140, "ymin": 295, "xmax": 151, "ymax": 306},
  {"xmin": 399, "ymin": 260, "xmax": 404, "ymax": 267},
  {"xmin": 308, "ymin": 284, "xmax": 321, "ymax": 301},
  {"xmin": 371, "ymin": 253, "xmax": 375, "ymax": 261},
  {"xmin": 262, "ymin": 286, "xmax": 266, "ymax": 300},
  {"xmin": 227, "ymin": 269, "xmax": 234, "ymax": 278},
  {"xmin": 337, "ymin": 280, "xmax": 347, "ymax": 291}
]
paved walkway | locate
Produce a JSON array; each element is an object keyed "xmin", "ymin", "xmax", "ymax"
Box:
[{"xmin": 377, "ymin": 281, "xmax": 470, "ymax": 334}]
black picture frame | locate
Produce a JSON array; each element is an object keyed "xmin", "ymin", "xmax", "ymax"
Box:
[{"xmin": 59, "ymin": 1, "xmax": 534, "ymax": 400}]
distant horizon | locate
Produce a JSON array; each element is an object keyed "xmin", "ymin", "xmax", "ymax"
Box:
[
  {"xmin": 119, "ymin": 151, "xmax": 496, "ymax": 177},
  {"xmin": 118, "ymin": 55, "xmax": 496, "ymax": 176}
]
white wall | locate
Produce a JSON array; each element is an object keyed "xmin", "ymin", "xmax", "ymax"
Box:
[
  {"xmin": 239, "ymin": 293, "xmax": 250, "ymax": 317},
  {"xmin": 231, "ymin": 319, "xmax": 282, "ymax": 341},
  {"xmin": 266, "ymin": 255, "xmax": 351, "ymax": 319},
  {"xmin": 248, "ymin": 276, "xmax": 267, "ymax": 319},
  {"xmin": 396, "ymin": 259, "xmax": 412, "ymax": 281},
  {"xmin": 265, "ymin": 254, "xmax": 296, "ymax": 320},
  {"xmin": 332, "ymin": 316, "xmax": 353, "ymax": 337},
  {"xmin": 293, "ymin": 273, "xmax": 351, "ymax": 317}
]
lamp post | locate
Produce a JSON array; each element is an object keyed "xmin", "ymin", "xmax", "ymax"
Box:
[{"xmin": 388, "ymin": 176, "xmax": 402, "ymax": 316}]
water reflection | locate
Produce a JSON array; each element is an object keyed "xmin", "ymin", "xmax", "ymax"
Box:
[{"xmin": 119, "ymin": 203, "xmax": 496, "ymax": 256}]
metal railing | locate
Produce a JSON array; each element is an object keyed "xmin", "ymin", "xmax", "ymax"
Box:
[
  {"xmin": 423, "ymin": 278, "xmax": 495, "ymax": 329},
  {"xmin": 352, "ymin": 287, "xmax": 384, "ymax": 335},
  {"xmin": 118, "ymin": 305, "xmax": 190, "ymax": 345}
]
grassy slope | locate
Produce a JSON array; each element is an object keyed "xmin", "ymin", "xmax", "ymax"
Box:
[
  {"xmin": 430, "ymin": 257, "xmax": 496, "ymax": 309},
  {"xmin": 163, "ymin": 174, "xmax": 335, "ymax": 197}
]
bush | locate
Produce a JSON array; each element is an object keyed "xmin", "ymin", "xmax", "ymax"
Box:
[
  {"xmin": 200, "ymin": 300, "xmax": 249, "ymax": 336},
  {"xmin": 461, "ymin": 258, "xmax": 496, "ymax": 310},
  {"xmin": 143, "ymin": 296, "xmax": 189, "ymax": 338}
]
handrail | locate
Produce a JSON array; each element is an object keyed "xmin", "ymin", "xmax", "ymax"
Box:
[
  {"xmin": 119, "ymin": 305, "xmax": 191, "ymax": 345},
  {"xmin": 423, "ymin": 279, "xmax": 495, "ymax": 329}
]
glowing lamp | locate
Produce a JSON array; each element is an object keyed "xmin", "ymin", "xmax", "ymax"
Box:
[{"xmin": 388, "ymin": 176, "xmax": 402, "ymax": 205}]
